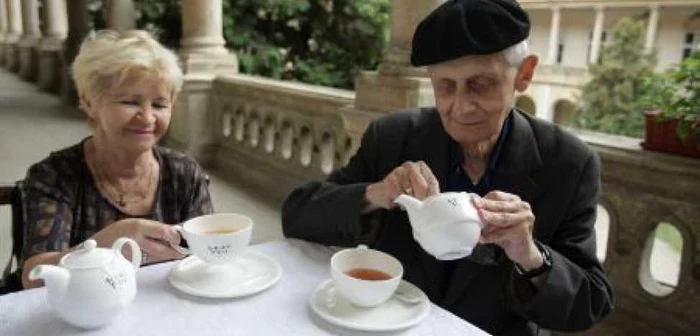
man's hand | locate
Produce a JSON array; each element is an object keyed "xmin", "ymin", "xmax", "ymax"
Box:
[
  {"xmin": 363, "ymin": 161, "xmax": 440, "ymax": 212},
  {"xmin": 474, "ymin": 190, "xmax": 543, "ymax": 271}
]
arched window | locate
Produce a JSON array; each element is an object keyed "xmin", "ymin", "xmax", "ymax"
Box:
[{"xmin": 515, "ymin": 96, "xmax": 537, "ymax": 116}]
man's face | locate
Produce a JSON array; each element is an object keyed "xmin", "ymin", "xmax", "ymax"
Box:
[{"xmin": 429, "ymin": 53, "xmax": 533, "ymax": 147}]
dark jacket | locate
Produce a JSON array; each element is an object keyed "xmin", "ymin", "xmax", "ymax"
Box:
[{"xmin": 282, "ymin": 108, "xmax": 614, "ymax": 335}]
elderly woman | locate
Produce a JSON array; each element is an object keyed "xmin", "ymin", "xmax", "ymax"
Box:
[{"xmin": 19, "ymin": 30, "xmax": 213, "ymax": 289}]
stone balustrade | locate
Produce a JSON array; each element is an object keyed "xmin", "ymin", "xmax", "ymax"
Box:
[
  {"xmin": 573, "ymin": 130, "xmax": 700, "ymax": 336},
  {"xmin": 209, "ymin": 74, "xmax": 356, "ymax": 202},
  {"xmin": 533, "ymin": 64, "xmax": 589, "ymax": 88}
]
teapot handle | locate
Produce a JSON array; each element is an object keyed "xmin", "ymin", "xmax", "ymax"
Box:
[{"xmin": 113, "ymin": 237, "xmax": 142, "ymax": 269}]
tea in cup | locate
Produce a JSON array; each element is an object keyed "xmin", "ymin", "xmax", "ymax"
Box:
[
  {"xmin": 330, "ymin": 245, "xmax": 403, "ymax": 307},
  {"xmin": 173, "ymin": 213, "xmax": 253, "ymax": 264}
]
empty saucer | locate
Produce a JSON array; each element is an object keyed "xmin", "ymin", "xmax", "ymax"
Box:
[
  {"xmin": 309, "ymin": 279, "xmax": 430, "ymax": 332},
  {"xmin": 168, "ymin": 250, "xmax": 282, "ymax": 298}
]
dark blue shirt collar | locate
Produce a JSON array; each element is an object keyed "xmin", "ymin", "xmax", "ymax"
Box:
[{"xmin": 446, "ymin": 111, "xmax": 513, "ymax": 194}]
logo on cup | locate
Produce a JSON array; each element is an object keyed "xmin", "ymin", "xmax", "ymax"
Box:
[
  {"xmin": 173, "ymin": 213, "xmax": 254, "ymax": 264},
  {"xmin": 208, "ymin": 244, "xmax": 232, "ymax": 256}
]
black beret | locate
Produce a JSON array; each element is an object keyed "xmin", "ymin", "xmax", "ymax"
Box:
[{"xmin": 411, "ymin": 0, "xmax": 530, "ymax": 66}]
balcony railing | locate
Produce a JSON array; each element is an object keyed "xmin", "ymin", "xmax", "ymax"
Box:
[{"xmin": 210, "ymin": 74, "xmax": 356, "ymax": 200}]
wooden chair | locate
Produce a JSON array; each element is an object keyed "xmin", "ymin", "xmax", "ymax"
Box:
[{"xmin": 0, "ymin": 182, "xmax": 24, "ymax": 294}]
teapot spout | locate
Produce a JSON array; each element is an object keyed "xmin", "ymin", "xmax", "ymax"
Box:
[
  {"xmin": 394, "ymin": 194, "xmax": 423, "ymax": 214},
  {"xmin": 29, "ymin": 265, "xmax": 70, "ymax": 301}
]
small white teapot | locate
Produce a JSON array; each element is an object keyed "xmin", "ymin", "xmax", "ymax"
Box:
[
  {"xmin": 394, "ymin": 192, "xmax": 483, "ymax": 260},
  {"xmin": 29, "ymin": 238, "xmax": 141, "ymax": 329}
]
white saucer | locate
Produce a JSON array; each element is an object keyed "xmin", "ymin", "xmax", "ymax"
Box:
[
  {"xmin": 168, "ymin": 250, "xmax": 282, "ymax": 298},
  {"xmin": 309, "ymin": 279, "xmax": 431, "ymax": 332}
]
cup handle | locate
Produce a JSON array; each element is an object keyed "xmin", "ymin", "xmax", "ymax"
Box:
[
  {"xmin": 170, "ymin": 226, "xmax": 192, "ymax": 255},
  {"xmin": 113, "ymin": 237, "xmax": 141, "ymax": 269}
]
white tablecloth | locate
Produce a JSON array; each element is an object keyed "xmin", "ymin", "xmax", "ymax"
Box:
[{"xmin": 0, "ymin": 239, "xmax": 489, "ymax": 335}]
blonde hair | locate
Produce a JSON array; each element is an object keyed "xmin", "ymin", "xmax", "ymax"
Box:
[{"xmin": 72, "ymin": 30, "xmax": 183, "ymax": 103}]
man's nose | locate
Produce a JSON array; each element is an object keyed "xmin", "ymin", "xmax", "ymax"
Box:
[{"xmin": 453, "ymin": 88, "xmax": 477, "ymax": 115}]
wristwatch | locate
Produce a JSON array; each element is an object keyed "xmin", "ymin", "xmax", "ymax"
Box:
[{"xmin": 514, "ymin": 242, "xmax": 552, "ymax": 279}]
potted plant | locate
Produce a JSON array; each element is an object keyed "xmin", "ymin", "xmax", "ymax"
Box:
[{"xmin": 641, "ymin": 50, "xmax": 700, "ymax": 158}]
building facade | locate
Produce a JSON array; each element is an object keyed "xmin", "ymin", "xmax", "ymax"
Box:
[{"xmin": 517, "ymin": 0, "xmax": 700, "ymax": 125}]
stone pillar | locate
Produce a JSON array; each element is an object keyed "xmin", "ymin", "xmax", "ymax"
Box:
[
  {"xmin": 38, "ymin": 0, "xmax": 68, "ymax": 92},
  {"xmin": 377, "ymin": 0, "xmax": 444, "ymax": 77},
  {"xmin": 0, "ymin": 0, "xmax": 8, "ymax": 65},
  {"xmin": 167, "ymin": 0, "xmax": 238, "ymax": 165},
  {"xmin": 105, "ymin": 0, "xmax": 135, "ymax": 31},
  {"xmin": 4, "ymin": 0, "xmax": 22, "ymax": 71},
  {"xmin": 589, "ymin": 6, "xmax": 605, "ymax": 64},
  {"xmin": 645, "ymin": 5, "xmax": 660, "ymax": 53},
  {"xmin": 546, "ymin": 7, "xmax": 561, "ymax": 65},
  {"xmin": 345, "ymin": 0, "xmax": 444, "ymax": 141},
  {"xmin": 18, "ymin": 0, "xmax": 41, "ymax": 80},
  {"xmin": 60, "ymin": 0, "xmax": 90, "ymax": 109},
  {"xmin": 179, "ymin": 0, "xmax": 238, "ymax": 74}
]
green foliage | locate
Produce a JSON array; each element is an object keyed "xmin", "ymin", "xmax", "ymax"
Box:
[
  {"xmin": 97, "ymin": 0, "xmax": 390, "ymax": 89},
  {"xmin": 222, "ymin": 0, "xmax": 390, "ymax": 89},
  {"xmin": 134, "ymin": 0, "xmax": 181, "ymax": 48},
  {"xmin": 642, "ymin": 51, "xmax": 700, "ymax": 142},
  {"xmin": 576, "ymin": 18, "xmax": 658, "ymax": 138}
]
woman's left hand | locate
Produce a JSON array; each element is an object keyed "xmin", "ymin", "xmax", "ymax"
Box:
[
  {"xmin": 473, "ymin": 191, "xmax": 543, "ymax": 271},
  {"xmin": 91, "ymin": 218, "xmax": 183, "ymax": 264}
]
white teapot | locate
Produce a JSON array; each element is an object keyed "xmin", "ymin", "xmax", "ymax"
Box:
[
  {"xmin": 394, "ymin": 192, "xmax": 483, "ymax": 260},
  {"xmin": 29, "ymin": 238, "xmax": 141, "ymax": 329}
]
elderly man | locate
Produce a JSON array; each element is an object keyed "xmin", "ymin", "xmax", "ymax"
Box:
[{"xmin": 282, "ymin": 0, "xmax": 614, "ymax": 334}]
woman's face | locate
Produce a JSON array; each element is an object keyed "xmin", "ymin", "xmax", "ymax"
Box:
[{"xmin": 85, "ymin": 75, "xmax": 173, "ymax": 153}]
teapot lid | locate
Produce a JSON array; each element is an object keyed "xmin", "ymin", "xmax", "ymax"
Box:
[{"xmin": 61, "ymin": 239, "xmax": 115, "ymax": 269}]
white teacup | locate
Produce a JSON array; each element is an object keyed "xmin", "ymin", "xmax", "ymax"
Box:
[
  {"xmin": 330, "ymin": 245, "xmax": 403, "ymax": 308},
  {"xmin": 173, "ymin": 213, "xmax": 253, "ymax": 264},
  {"xmin": 395, "ymin": 192, "xmax": 483, "ymax": 260}
]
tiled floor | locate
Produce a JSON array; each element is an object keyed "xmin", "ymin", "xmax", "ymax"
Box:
[{"xmin": 0, "ymin": 69, "xmax": 283, "ymax": 273}]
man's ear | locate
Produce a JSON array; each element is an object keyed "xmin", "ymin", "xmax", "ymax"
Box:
[{"xmin": 514, "ymin": 55, "xmax": 539, "ymax": 92}]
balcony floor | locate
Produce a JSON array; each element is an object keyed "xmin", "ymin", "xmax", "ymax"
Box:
[{"xmin": 0, "ymin": 68, "xmax": 283, "ymax": 271}]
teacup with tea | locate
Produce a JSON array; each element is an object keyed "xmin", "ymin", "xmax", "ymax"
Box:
[
  {"xmin": 172, "ymin": 213, "xmax": 253, "ymax": 264},
  {"xmin": 330, "ymin": 245, "xmax": 403, "ymax": 307}
]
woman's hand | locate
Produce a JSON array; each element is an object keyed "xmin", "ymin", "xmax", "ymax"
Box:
[
  {"xmin": 363, "ymin": 161, "xmax": 440, "ymax": 212},
  {"xmin": 91, "ymin": 218, "xmax": 183, "ymax": 264}
]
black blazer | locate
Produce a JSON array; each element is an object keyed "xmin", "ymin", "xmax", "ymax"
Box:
[{"xmin": 282, "ymin": 108, "xmax": 614, "ymax": 335}]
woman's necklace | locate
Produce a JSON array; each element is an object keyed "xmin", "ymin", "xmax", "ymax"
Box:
[{"xmin": 88, "ymin": 150, "xmax": 157, "ymax": 208}]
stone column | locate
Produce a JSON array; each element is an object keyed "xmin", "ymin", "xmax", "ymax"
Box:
[
  {"xmin": 60, "ymin": 0, "xmax": 90, "ymax": 109},
  {"xmin": 589, "ymin": 6, "xmax": 605, "ymax": 64},
  {"xmin": 105, "ymin": 0, "xmax": 135, "ymax": 31},
  {"xmin": 546, "ymin": 6, "xmax": 561, "ymax": 65},
  {"xmin": 346, "ymin": 0, "xmax": 444, "ymax": 141},
  {"xmin": 38, "ymin": 0, "xmax": 68, "ymax": 92},
  {"xmin": 18, "ymin": 0, "xmax": 41, "ymax": 80},
  {"xmin": 179, "ymin": 0, "xmax": 238, "ymax": 74},
  {"xmin": 4, "ymin": 0, "xmax": 22, "ymax": 71},
  {"xmin": 166, "ymin": 0, "xmax": 238, "ymax": 165},
  {"xmin": 377, "ymin": 0, "xmax": 444, "ymax": 77},
  {"xmin": 0, "ymin": 0, "xmax": 8, "ymax": 65},
  {"xmin": 645, "ymin": 4, "xmax": 660, "ymax": 53}
]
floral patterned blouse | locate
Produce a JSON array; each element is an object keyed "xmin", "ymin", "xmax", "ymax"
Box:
[{"xmin": 19, "ymin": 139, "xmax": 214, "ymax": 268}]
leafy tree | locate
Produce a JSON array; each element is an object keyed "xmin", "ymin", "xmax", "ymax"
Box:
[
  {"xmin": 223, "ymin": 0, "xmax": 390, "ymax": 89},
  {"xmin": 575, "ymin": 18, "xmax": 658, "ymax": 137}
]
